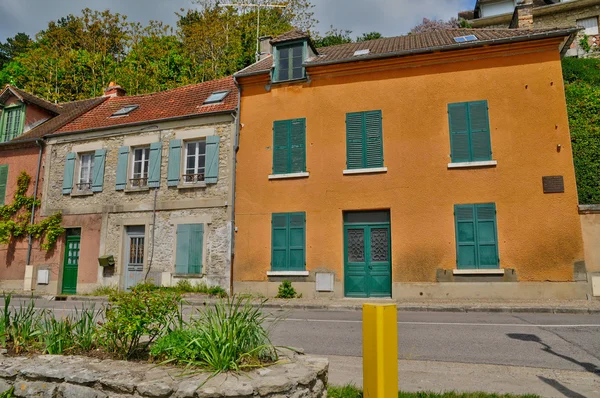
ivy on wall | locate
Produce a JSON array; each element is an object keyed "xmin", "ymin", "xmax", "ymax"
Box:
[
  {"xmin": 562, "ymin": 57, "xmax": 600, "ymax": 205},
  {"xmin": 0, "ymin": 171, "xmax": 64, "ymax": 250}
]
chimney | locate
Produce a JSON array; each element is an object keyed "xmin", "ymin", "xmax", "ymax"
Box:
[
  {"xmin": 510, "ymin": 0, "xmax": 534, "ymax": 29},
  {"xmin": 104, "ymin": 82, "xmax": 126, "ymax": 97},
  {"xmin": 259, "ymin": 36, "xmax": 273, "ymax": 61}
]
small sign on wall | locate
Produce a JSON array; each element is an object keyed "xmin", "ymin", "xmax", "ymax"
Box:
[{"xmin": 542, "ymin": 176, "xmax": 565, "ymax": 193}]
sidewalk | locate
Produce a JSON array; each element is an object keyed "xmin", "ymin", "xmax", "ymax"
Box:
[
  {"xmin": 326, "ymin": 355, "xmax": 600, "ymax": 398},
  {"xmin": 8, "ymin": 292, "xmax": 600, "ymax": 314}
]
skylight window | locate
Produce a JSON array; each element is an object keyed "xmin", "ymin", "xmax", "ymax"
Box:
[
  {"xmin": 204, "ymin": 90, "xmax": 230, "ymax": 105},
  {"xmin": 353, "ymin": 49, "xmax": 370, "ymax": 56},
  {"xmin": 111, "ymin": 105, "xmax": 139, "ymax": 117},
  {"xmin": 454, "ymin": 35, "xmax": 479, "ymax": 43}
]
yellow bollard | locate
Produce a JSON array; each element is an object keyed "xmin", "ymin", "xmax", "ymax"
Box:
[{"xmin": 363, "ymin": 303, "xmax": 398, "ymax": 398}]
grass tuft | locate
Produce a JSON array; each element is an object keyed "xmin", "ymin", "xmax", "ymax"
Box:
[{"xmin": 328, "ymin": 385, "xmax": 540, "ymax": 398}]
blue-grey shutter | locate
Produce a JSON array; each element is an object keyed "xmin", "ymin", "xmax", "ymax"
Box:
[
  {"xmin": 115, "ymin": 146, "xmax": 129, "ymax": 191},
  {"xmin": 188, "ymin": 224, "xmax": 204, "ymax": 274},
  {"xmin": 365, "ymin": 110, "xmax": 383, "ymax": 168},
  {"xmin": 273, "ymin": 120, "xmax": 290, "ymax": 174},
  {"xmin": 205, "ymin": 136, "xmax": 220, "ymax": 184},
  {"xmin": 167, "ymin": 139, "xmax": 182, "ymax": 187},
  {"xmin": 175, "ymin": 224, "xmax": 190, "ymax": 274},
  {"xmin": 148, "ymin": 142, "xmax": 162, "ymax": 188},
  {"xmin": 346, "ymin": 112, "xmax": 364, "ymax": 169},
  {"xmin": 62, "ymin": 152, "xmax": 76, "ymax": 194},
  {"xmin": 468, "ymin": 101, "xmax": 492, "ymax": 161},
  {"xmin": 448, "ymin": 103, "xmax": 470, "ymax": 163},
  {"xmin": 91, "ymin": 149, "xmax": 107, "ymax": 192}
]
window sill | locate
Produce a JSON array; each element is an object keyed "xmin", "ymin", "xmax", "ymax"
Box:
[
  {"xmin": 271, "ymin": 77, "xmax": 309, "ymax": 86},
  {"xmin": 268, "ymin": 172, "xmax": 309, "ymax": 180},
  {"xmin": 70, "ymin": 191, "xmax": 94, "ymax": 197},
  {"xmin": 343, "ymin": 167, "xmax": 387, "ymax": 175},
  {"xmin": 177, "ymin": 182, "xmax": 207, "ymax": 189},
  {"xmin": 267, "ymin": 271, "xmax": 310, "ymax": 277},
  {"xmin": 453, "ymin": 269, "xmax": 504, "ymax": 275},
  {"xmin": 448, "ymin": 160, "xmax": 497, "ymax": 169},
  {"xmin": 124, "ymin": 187, "xmax": 150, "ymax": 193},
  {"xmin": 173, "ymin": 273, "xmax": 205, "ymax": 278}
]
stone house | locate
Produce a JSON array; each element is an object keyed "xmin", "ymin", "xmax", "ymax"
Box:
[
  {"xmin": 0, "ymin": 85, "xmax": 106, "ymax": 292},
  {"xmin": 40, "ymin": 78, "xmax": 238, "ymax": 294},
  {"xmin": 233, "ymin": 27, "xmax": 589, "ymax": 300},
  {"xmin": 459, "ymin": 0, "xmax": 600, "ymax": 56}
]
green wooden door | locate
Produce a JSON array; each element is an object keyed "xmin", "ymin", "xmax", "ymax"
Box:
[
  {"xmin": 61, "ymin": 236, "xmax": 80, "ymax": 294},
  {"xmin": 344, "ymin": 213, "xmax": 391, "ymax": 298}
]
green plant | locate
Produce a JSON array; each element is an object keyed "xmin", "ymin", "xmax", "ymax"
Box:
[
  {"xmin": 99, "ymin": 287, "xmax": 182, "ymax": 359},
  {"xmin": 41, "ymin": 313, "xmax": 75, "ymax": 355},
  {"xmin": 73, "ymin": 305, "xmax": 101, "ymax": 352},
  {"xmin": 327, "ymin": 385, "xmax": 540, "ymax": 398},
  {"xmin": 275, "ymin": 280, "xmax": 297, "ymax": 299},
  {"xmin": 0, "ymin": 172, "xmax": 64, "ymax": 250},
  {"xmin": 579, "ymin": 34, "xmax": 592, "ymax": 53},
  {"xmin": 152, "ymin": 296, "xmax": 277, "ymax": 373},
  {"xmin": 8, "ymin": 297, "xmax": 43, "ymax": 353},
  {"xmin": 87, "ymin": 285, "xmax": 118, "ymax": 296},
  {"xmin": 207, "ymin": 285, "xmax": 227, "ymax": 298},
  {"xmin": 0, "ymin": 387, "xmax": 15, "ymax": 398}
]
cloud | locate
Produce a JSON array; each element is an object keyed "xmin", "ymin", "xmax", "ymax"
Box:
[{"xmin": 0, "ymin": 0, "xmax": 476, "ymax": 42}]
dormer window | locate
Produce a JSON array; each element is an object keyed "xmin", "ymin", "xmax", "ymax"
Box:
[
  {"xmin": 111, "ymin": 105, "xmax": 139, "ymax": 117},
  {"xmin": 274, "ymin": 42, "xmax": 305, "ymax": 82},
  {"xmin": 0, "ymin": 104, "xmax": 25, "ymax": 143}
]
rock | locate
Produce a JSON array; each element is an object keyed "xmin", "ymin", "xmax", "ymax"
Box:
[
  {"xmin": 0, "ymin": 380, "xmax": 12, "ymax": 394},
  {"xmin": 64, "ymin": 369, "xmax": 103, "ymax": 385},
  {"xmin": 137, "ymin": 379, "xmax": 174, "ymax": 397},
  {"xmin": 196, "ymin": 386, "xmax": 221, "ymax": 398},
  {"xmin": 252, "ymin": 376, "xmax": 297, "ymax": 396},
  {"xmin": 20, "ymin": 365, "xmax": 71, "ymax": 381},
  {"xmin": 311, "ymin": 379, "xmax": 325, "ymax": 398},
  {"xmin": 291, "ymin": 388, "xmax": 311, "ymax": 398},
  {"xmin": 172, "ymin": 378, "xmax": 206, "ymax": 398},
  {"xmin": 58, "ymin": 383, "xmax": 107, "ymax": 398},
  {"xmin": 13, "ymin": 380, "xmax": 57, "ymax": 398},
  {"xmin": 99, "ymin": 374, "xmax": 138, "ymax": 394}
]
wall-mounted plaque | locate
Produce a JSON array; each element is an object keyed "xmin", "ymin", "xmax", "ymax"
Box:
[{"xmin": 542, "ymin": 176, "xmax": 564, "ymax": 193}]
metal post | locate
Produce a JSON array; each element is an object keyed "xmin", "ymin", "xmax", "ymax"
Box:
[{"xmin": 363, "ymin": 303, "xmax": 398, "ymax": 398}]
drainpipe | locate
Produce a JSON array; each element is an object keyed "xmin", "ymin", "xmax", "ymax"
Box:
[
  {"xmin": 230, "ymin": 77, "xmax": 242, "ymax": 295},
  {"xmin": 26, "ymin": 139, "xmax": 44, "ymax": 266}
]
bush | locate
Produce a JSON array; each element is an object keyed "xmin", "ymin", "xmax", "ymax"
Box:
[
  {"xmin": 99, "ymin": 287, "xmax": 182, "ymax": 359},
  {"xmin": 151, "ymin": 295, "xmax": 277, "ymax": 372},
  {"xmin": 276, "ymin": 280, "xmax": 297, "ymax": 299}
]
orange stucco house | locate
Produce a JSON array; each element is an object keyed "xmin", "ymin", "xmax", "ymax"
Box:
[{"xmin": 233, "ymin": 27, "xmax": 588, "ymax": 299}]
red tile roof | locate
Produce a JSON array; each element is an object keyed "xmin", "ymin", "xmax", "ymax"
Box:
[
  {"xmin": 0, "ymin": 85, "xmax": 62, "ymax": 114},
  {"xmin": 56, "ymin": 77, "xmax": 238, "ymax": 134},
  {"xmin": 236, "ymin": 27, "xmax": 577, "ymax": 77}
]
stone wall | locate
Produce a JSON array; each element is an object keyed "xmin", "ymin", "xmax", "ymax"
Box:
[
  {"xmin": 42, "ymin": 115, "xmax": 236, "ymax": 291},
  {"xmin": 0, "ymin": 353, "xmax": 328, "ymax": 398}
]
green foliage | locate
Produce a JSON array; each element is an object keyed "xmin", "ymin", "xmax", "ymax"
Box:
[
  {"xmin": 328, "ymin": 385, "xmax": 539, "ymax": 398},
  {"xmin": 0, "ymin": 171, "xmax": 64, "ymax": 251},
  {"xmin": 275, "ymin": 280, "xmax": 297, "ymax": 299},
  {"xmin": 151, "ymin": 296, "xmax": 277, "ymax": 373},
  {"xmin": 99, "ymin": 286, "xmax": 182, "ymax": 359},
  {"xmin": 0, "ymin": 387, "xmax": 15, "ymax": 398},
  {"xmin": 356, "ymin": 32, "xmax": 383, "ymax": 42},
  {"xmin": 562, "ymin": 58, "xmax": 600, "ymax": 204},
  {"xmin": 87, "ymin": 284, "xmax": 119, "ymax": 296},
  {"xmin": 579, "ymin": 35, "xmax": 592, "ymax": 53}
]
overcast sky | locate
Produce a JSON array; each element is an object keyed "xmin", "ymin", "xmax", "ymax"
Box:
[{"xmin": 0, "ymin": 0, "xmax": 476, "ymax": 42}]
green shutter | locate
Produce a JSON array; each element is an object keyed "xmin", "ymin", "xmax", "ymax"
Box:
[
  {"xmin": 62, "ymin": 152, "xmax": 76, "ymax": 194},
  {"xmin": 468, "ymin": 101, "xmax": 492, "ymax": 161},
  {"xmin": 17, "ymin": 105, "xmax": 26, "ymax": 140},
  {"xmin": 273, "ymin": 120, "xmax": 290, "ymax": 174},
  {"xmin": 449, "ymin": 103, "xmax": 471, "ymax": 163},
  {"xmin": 167, "ymin": 139, "xmax": 182, "ymax": 187},
  {"xmin": 346, "ymin": 112, "xmax": 364, "ymax": 169},
  {"xmin": 0, "ymin": 106, "xmax": 25, "ymax": 142},
  {"xmin": 0, "ymin": 165, "xmax": 8, "ymax": 205},
  {"xmin": 148, "ymin": 142, "xmax": 162, "ymax": 188},
  {"xmin": 188, "ymin": 224, "xmax": 204, "ymax": 274},
  {"xmin": 288, "ymin": 212, "xmax": 306, "ymax": 271},
  {"xmin": 115, "ymin": 146, "xmax": 129, "ymax": 190},
  {"xmin": 271, "ymin": 213, "xmax": 289, "ymax": 270},
  {"xmin": 205, "ymin": 136, "xmax": 220, "ymax": 184},
  {"xmin": 475, "ymin": 204, "xmax": 499, "ymax": 268},
  {"xmin": 271, "ymin": 212, "xmax": 306, "ymax": 271},
  {"xmin": 175, "ymin": 224, "xmax": 190, "ymax": 274},
  {"xmin": 454, "ymin": 203, "xmax": 499, "ymax": 269},
  {"xmin": 290, "ymin": 118, "xmax": 306, "ymax": 173},
  {"xmin": 91, "ymin": 149, "xmax": 107, "ymax": 192},
  {"xmin": 364, "ymin": 110, "xmax": 383, "ymax": 168}
]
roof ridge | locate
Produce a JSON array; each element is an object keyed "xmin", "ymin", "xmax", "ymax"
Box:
[{"xmin": 8, "ymin": 85, "xmax": 62, "ymax": 112}]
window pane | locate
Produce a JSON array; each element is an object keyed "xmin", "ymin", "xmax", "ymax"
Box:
[
  {"xmin": 292, "ymin": 45, "xmax": 303, "ymax": 57},
  {"xmin": 279, "ymin": 47, "xmax": 290, "ymax": 59},
  {"xmin": 134, "ymin": 148, "xmax": 143, "ymax": 162},
  {"xmin": 186, "ymin": 155, "xmax": 195, "ymax": 173},
  {"xmin": 198, "ymin": 154, "xmax": 205, "ymax": 170}
]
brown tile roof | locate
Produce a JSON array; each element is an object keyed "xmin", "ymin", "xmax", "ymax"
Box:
[
  {"xmin": 236, "ymin": 27, "xmax": 577, "ymax": 77},
  {"xmin": 56, "ymin": 77, "xmax": 238, "ymax": 134},
  {"xmin": 0, "ymin": 85, "xmax": 62, "ymax": 114},
  {"xmin": 270, "ymin": 29, "xmax": 310, "ymax": 44}
]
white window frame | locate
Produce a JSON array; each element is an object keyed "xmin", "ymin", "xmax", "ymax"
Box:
[
  {"xmin": 183, "ymin": 140, "xmax": 206, "ymax": 184},
  {"xmin": 577, "ymin": 16, "xmax": 599, "ymax": 36},
  {"xmin": 77, "ymin": 152, "xmax": 94, "ymax": 191},
  {"xmin": 131, "ymin": 146, "xmax": 150, "ymax": 188}
]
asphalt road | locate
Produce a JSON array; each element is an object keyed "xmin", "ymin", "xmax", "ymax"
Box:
[{"xmin": 4, "ymin": 298, "xmax": 600, "ymax": 375}]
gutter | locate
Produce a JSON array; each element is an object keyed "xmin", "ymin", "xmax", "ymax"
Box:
[
  {"xmin": 47, "ymin": 109, "xmax": 236, "ymax": 139},
  {"xmin": 26, "ymin": 139, "xmax": 44, "ymax": 266},
  {"xmin": 230, "ymin": 77, "xmax": 242, "ymax": 295}
]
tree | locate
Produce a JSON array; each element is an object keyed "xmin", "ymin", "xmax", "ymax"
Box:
[
  {"xmin": 356, "ymin": 32, "xmax": 383, "ymax": 42},
  {"xmin": 410, "ymin": 17, "xmax": 470, "ymax": 34},
  {"xmin": 0, "ymin": 33, "xmax": 32, "ymax": 69},
  {"xmin": 313, "ymin": 26, "xmax": 352, "ymax": 48}
]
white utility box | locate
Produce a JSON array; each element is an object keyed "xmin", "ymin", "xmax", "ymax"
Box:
[{"xmin": 315, "ymin": 273, "xmax": 334, "ymax": 292}]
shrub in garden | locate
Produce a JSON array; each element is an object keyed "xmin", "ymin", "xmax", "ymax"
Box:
[
  {"xmin": 99, "ymin": 286, "xmax": 182, "ymax": 359},
  {"xmin": 151, "ymin": 295, "xmax": 277, "ymax": 372},
  {"xmin": 276, "ymin": 280, "xmax": 297, "ymax": 299}
]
